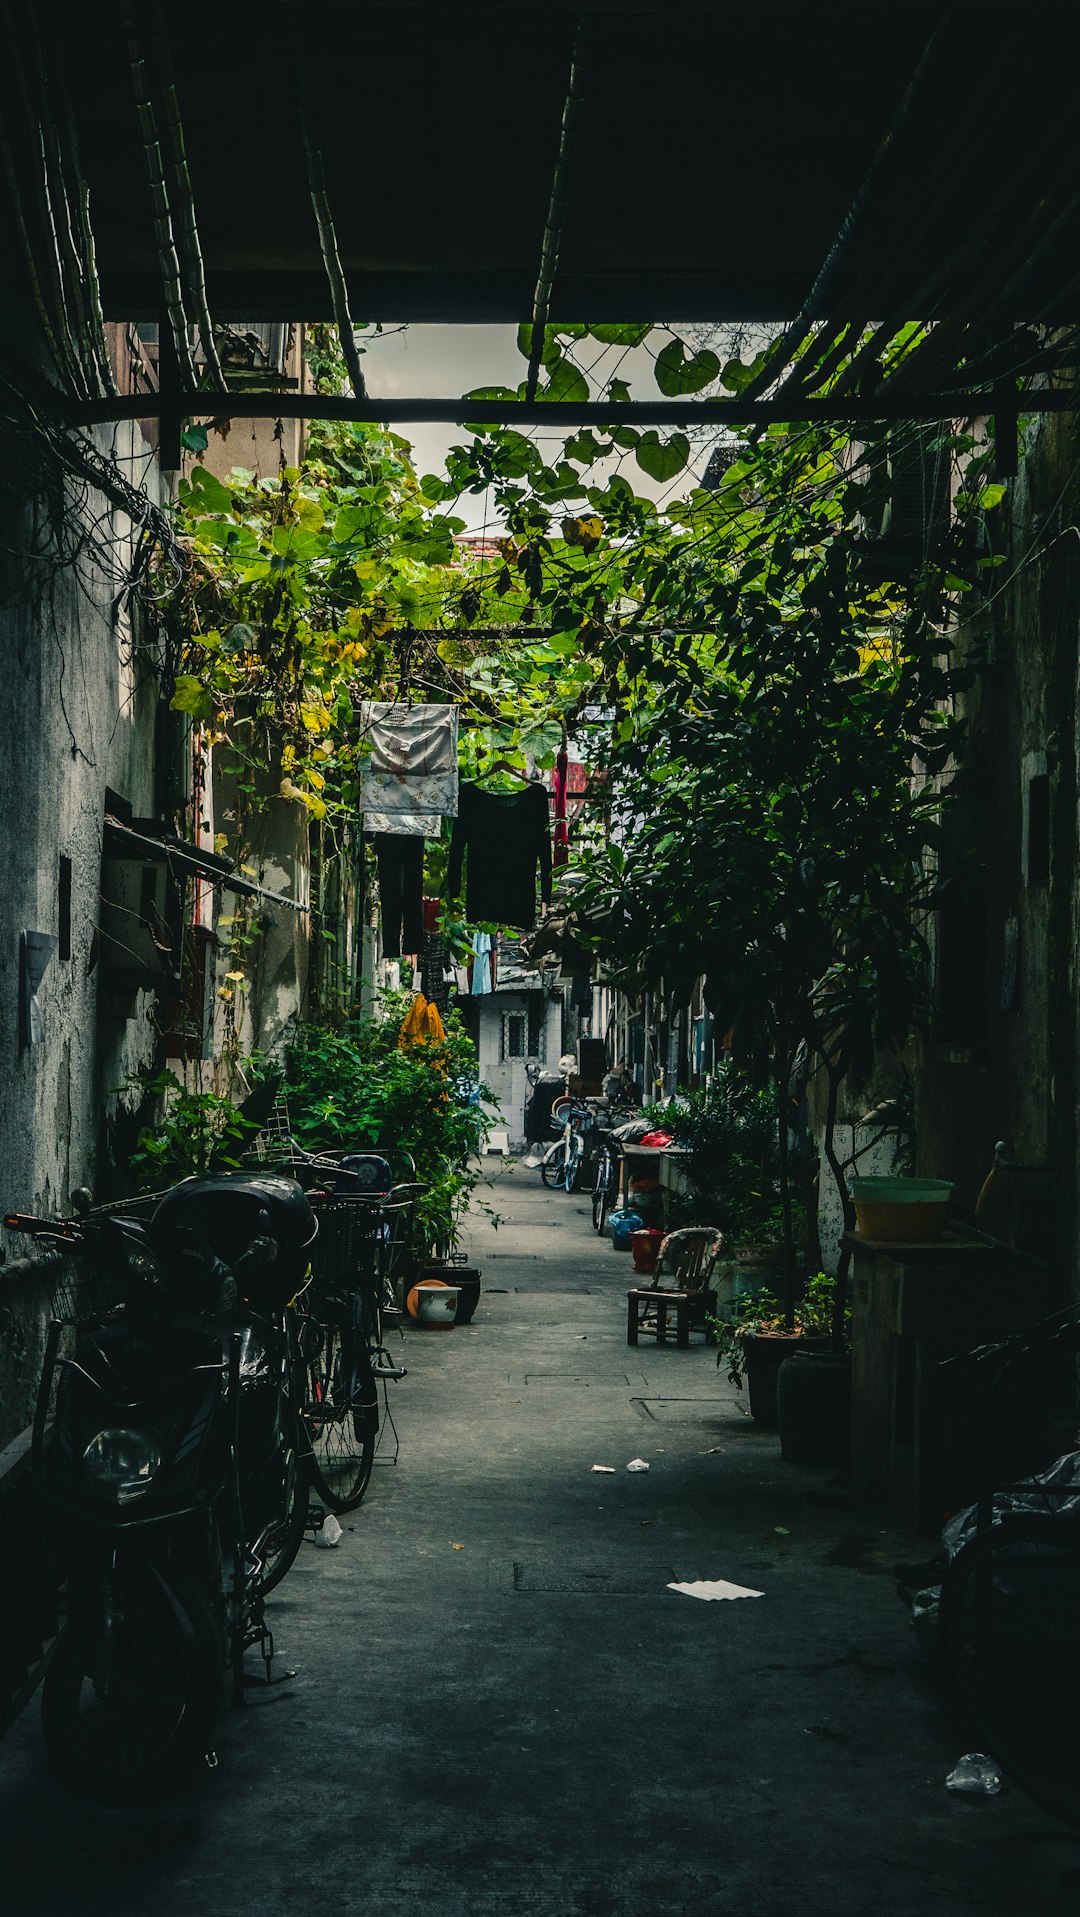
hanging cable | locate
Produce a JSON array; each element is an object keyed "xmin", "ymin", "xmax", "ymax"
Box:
[{"xmin": 742, "ymin": 13, "xmax": 952, "ymax": 409}]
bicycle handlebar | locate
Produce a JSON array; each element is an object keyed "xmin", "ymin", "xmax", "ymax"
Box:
[
  {"xmin": 941, "ymin": 1302, "xmax": 1080, "ymax": 1373},
  {"xmin": 5, "ymin": 1212, "xmax": 84, "ymax": 1243}
]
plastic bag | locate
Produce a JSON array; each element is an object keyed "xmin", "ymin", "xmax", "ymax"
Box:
[
  {"xmin": 942, "ymin": 1447, "xmax": 1080, "ymax": 1562},
  {"xmin": 946, "ymin": 1753, "xmax": 1001, "ymax": 1795}
]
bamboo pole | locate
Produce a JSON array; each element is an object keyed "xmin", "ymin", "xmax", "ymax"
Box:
[
  {"xmin": 119, "ymin": 0, "xmax": 199, "ymax": 393},
  {"xmin": 298, "ymin": 103, "xmax": 367, "ymax": 401},
  {"xmin": 149, "ymin": 4, "xmax": 227, "ymax": 391}
]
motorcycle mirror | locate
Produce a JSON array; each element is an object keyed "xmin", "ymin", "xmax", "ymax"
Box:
[{"xmin": 235, "ymin": 1233, "xmax": 278, "ymax": 1278}]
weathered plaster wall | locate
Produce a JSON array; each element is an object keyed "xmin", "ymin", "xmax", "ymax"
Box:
[
  {"xmin": 916, "ymin": 410, "xmax": 1080, "ymax": 1288},
  {"xmin": 211, "ymin": 760, "xmax": 312, "ymax": 1067},
  {"xmin": 0, "ymin": 424, "xmax": 166, "ymax": 1438}
]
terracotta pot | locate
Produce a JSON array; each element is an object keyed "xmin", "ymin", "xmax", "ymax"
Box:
[{"xmin": 743, "ymin": 1330, "xmax": 804, "ymax": 1427}]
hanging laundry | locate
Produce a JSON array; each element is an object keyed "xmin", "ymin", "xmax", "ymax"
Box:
[
  {"xmin": 448, "ymin": 781, "xmax": 552, "ymax": 930},
  {"xmin": 420, "ymin": 928, "xmax": 453, "ymax": 1014},
  {"xmin": 552, "ymin": 744, "xmax": 570, "ymax": 870},
  {"xmin": 376, "ymin": 834, "xmax": 425, "ymax": 958},
  {"xmin": 359, "ymin": 702, "xmax": 459, "ymax": 834},
  {"xmin": 470, "ymin": 929, "xmax": 494, "ymax": 995},
  {"xmin": 398, "ymin": 992, "xmax": 447, "ymax": 1050}
]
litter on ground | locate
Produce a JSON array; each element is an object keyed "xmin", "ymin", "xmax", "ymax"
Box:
[{"xmin": 667, "ymin": 1579, "xmax": 764, "ymax": 1601}]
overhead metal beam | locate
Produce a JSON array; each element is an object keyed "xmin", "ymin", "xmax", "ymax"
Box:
[{"xmin": 71, "ymin": 388, "xmax": 1078, "ymax": 429}]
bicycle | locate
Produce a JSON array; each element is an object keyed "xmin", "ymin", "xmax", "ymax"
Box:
[
  {"xmin": 299, "ymin": 1186, "xmax": 414, "ymax": 1513},
  {"xmin": 591, "ymin": 1126, "xmax": 619, "ymax": 1234},
  {"xmin": 936, "ymin": 1304, "xmax": 1080, "ymax": 1830},
  {"xmin": 539, "ymin": 1101, "xmax": 592, "ymax": 1192}
]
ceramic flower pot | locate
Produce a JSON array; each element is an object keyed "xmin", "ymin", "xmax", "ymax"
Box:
[
  {"xmin": 776, "ymin": 1349, "xmax": 852, "ymax": 1465},
  {"xmin": 743, "ymin": 1330, "xmax": 804, "ymax": 1427},
  {"xmin": 409, "ymin": 1280, "xmax": 460, "ymax": 1327},
  {"xmin": 415, "ymin": 1262, "xmax": 481, "ymax": 1324}
]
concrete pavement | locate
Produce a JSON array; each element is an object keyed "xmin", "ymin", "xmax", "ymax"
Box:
[{"xmin": 0, "ymin": 1159, "xmax": 1075, "ymax": 1914}]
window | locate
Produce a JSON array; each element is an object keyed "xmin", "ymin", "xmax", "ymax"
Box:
[
  {"xmin": 527, "ymin": 998, "xmax": 547, "ymax": 1061},
  {"xmin": 58, "ymin": 855, "xmax": 72, "ymax": 961},
  {"xmin": 501, "ymin": 1010, "xmax": 528, "ymax": 1060},
  {"xmin": 1026, "ymin": 770, "xmax": 1050, "ymax": 886}
]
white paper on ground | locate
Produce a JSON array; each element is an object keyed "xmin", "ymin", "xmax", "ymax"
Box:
[
  {"xmin": 626, "ymin": 1458, "xmax": 650, "ymax": 1473},
  {"xmin": 590, "ymin": 1464, "xmax": 616, "ymax": 1474},
  {"xmin": 667, "ymin": 1579, "xmax": 764, "ymax": 1601},
  {"xmin": 315, "ymin": 1513, "xmax": 344, "ymax": 1547}
]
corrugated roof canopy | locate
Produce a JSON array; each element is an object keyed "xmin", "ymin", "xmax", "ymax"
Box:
[{"xmin": 23, "ymin": 2, "xmax": 1080, "ymax": 327}]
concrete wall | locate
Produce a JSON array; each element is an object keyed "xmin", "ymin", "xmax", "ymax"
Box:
[
  {"xmin": 915, "ymin": 411, "xmax": 1080, "ymax": 1285},
  {"xmin": 0, "ymin": 421, "xmax": 166, "ymax": 1217},
  {"xmin": 476, "ymin": 990, "xmax": 562, "ymax": 1147},
  {"xmin": 0, "ymin": 422, "xmax": 168, "ymax": 1439},
  {"xmin": 196, "ymin": 324, "xmax": 308, "ymax": 485}
]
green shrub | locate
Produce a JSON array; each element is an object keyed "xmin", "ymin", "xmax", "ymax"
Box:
[
  {"xmin": 281, "ymin": 995, "xmax": 492, "ymax": 1255},
  {"xmin": 650, "ymin": 1064, "xmax": 782, "ymax": 1244},
  {"xmin": 126, "ymin": 1070, "xmax": 259, "ymax": 1190}
]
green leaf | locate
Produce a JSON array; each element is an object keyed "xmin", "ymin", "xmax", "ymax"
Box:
[
  {"xmin": 654, "ymin": 340, "xmax": 720, "ymax": 396},
  {"xmin": 540, "ymin": 359, "xmax": 589, "ymax": 405},
  {"xmin": 606, "ymin": 378, "xmax": 632, "ymax": 404},
  {"xmin": 170, "ymin": 675, "xmax": 214, "ymax": 719},
  {"xmin": 588, "ymin": 323, "xmax": 652, "ymax": 347},
  {"xmin": 459, "ymin": 386, "xmax": 521, "ymax": 434},
  {"xmin": 977, "ymin": 482, "xmax": 1007, "ymax": 510},
  {"xmin": 184, "ymin": 465, "xmax": 234, "ymax": 513},
  {"xmin": 181, "ymin": 423, "xmax": 210, "ymax": 453},
  {"xmin": 221, "ymin": 622, "xmax": 256, "ymax": 654},
  {"xmin": 463, "ymin": 385, "xmax": 519, "ymax": 404},
  {"xmin": 720, "ymin": 357, "xmax": 755, "ymax": 393},
  {"xmin": 636, "ymin": 431, "xmax": 690, "ymax": 483},
  {"xmin": 564, "ymin": 429, "xmax": 604, "ymax": 465},
  {"xmin": 517, "ymin": 324, "xmax": 581, "ymax": 365}
]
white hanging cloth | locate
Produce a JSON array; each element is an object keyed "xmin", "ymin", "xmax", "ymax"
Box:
[{"xmin": 359, "ymin": 702, "xmax": 459, "ymax": 837}]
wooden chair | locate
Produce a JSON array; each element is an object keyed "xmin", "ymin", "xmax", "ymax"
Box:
[{"xmin": 626, "ymin": 1228, "xmax": 724, "ymax": 1348}]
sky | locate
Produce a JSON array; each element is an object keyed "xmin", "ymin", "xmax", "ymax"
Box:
[{"xmin": 350, "ymin": 323, "xmax": 761, "ymax": 532}]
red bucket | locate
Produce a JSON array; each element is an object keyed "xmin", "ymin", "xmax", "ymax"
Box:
[{"xmin": 631, "ymin": 1227, "xmax": 664, "ymax": 1274}]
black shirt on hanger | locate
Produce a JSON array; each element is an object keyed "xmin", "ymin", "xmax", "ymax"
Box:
[{"xmin": 447, "ymin": 781, "xmax": 552, "ymax": 929}]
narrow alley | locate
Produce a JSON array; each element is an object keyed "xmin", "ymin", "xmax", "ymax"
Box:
[{"xmin": 0, "ymin": 1165, "xmax": 1073, "ymax": 1917}]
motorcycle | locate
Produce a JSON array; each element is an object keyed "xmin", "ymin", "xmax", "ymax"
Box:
[{"xmin": 5, "ymin": 1170, "xmax": 317, "ymax": 1800}]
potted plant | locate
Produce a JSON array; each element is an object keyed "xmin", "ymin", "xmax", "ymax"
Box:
[{"xmin": 711, "ymin": 1271, "xmax": 840, "ymax": 1428}]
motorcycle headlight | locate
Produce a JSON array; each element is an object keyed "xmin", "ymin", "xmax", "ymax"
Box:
[{"xmin": 81, "ymin": 1428, "xmax": 163, "ymax": 1503}]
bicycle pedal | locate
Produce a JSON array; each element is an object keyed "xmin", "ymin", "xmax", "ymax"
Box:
[
  {"xmin": 382, "ymin": 1304, "xmax": 402, "ymax": 1322},
  {"xmin": 374, "ymin": 1359, "xmax": 407, "ymax": 1380}
]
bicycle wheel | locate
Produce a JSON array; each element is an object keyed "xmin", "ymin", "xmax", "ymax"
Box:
[
  {"xmin": 42, "ymin": 1570, "xmax": 222, "ymax": 1801},
  {"xmin": 541, "ymin": 1144, "xmax": 569, "ymax": 1189},
  {"xmin": 592, "ymin": 1163, "xmax": 611, "ymax": 1234},
  {"xmin": 566, "ymin": 1144, "xmax": 585, "ymax": 1193},
  {"xmin": 252, "ymin": 1420, "xmax": 308, "ymax": 1595},
  {"xmin": 301, "ymin": 1317, "xmax": 377, "ymax": 1514},
  {"xmin": 939, "ymin": 1512, "xmax": 1080, "ymax": 1829}
]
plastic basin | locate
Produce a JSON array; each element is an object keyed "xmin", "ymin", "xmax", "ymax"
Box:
[{"xmin": 848, "ymin": 1176, "xmax": 953, "ymax": 1242}]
